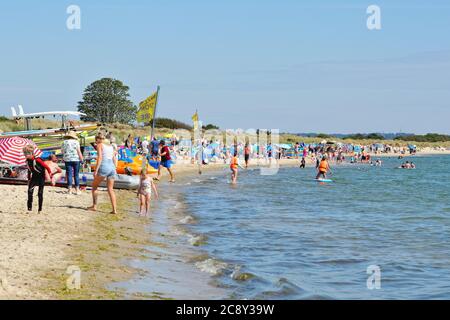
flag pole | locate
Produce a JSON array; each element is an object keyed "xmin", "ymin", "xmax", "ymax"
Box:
[
  {"xmin": 197, "ymin": 109, "xmax": 203, "ymax": 175},
  {"xmin": 150, "ymin": 85, "xmax": 160, "ymax": 139}
]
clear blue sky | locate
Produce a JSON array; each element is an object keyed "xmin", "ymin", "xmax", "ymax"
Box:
[{"xmin": 1, "ymin": 0, "xmax": 449, "ymax": 134}]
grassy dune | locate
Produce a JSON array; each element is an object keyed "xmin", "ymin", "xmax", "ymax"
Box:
[
  {"xmin": 1, "ymin": 117, "xmax": 449, "ymax": 149},
  {"xmin": 279, "ymin": 133, "xmax": 450, "ymax": 149}
]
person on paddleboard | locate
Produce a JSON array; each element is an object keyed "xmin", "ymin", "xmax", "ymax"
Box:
[{"xmin": 316, "ymin": 155, "xmax": 332, "ymax": 180}]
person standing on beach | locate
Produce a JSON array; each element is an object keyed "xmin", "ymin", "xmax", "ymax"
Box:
[
  {"xmin": 157, "ymin": 140, "xmax": 175, "ymax": 182},
  {"xmin": 316, "ymin": 155, "xmax": 332, "ymax": 180},
  {"xmin": 88, "ymin": 133, "xmax": 118, "ymax": 214},
  {"xmin": 294, "ymin": 142, "xmax": 300, "ymax": 159},
  {"xmin": 244, "ymin": 143, "xmax": 251, "ymax": 168},
  {"xmin": 267, "ymin": 143, "xmax": 273, "ymax": 166},
  {"xmin": 61, "ymin": 131, "xmax": 84, "ymax": 194},
  {"xmin": 150, "ymin": 137, "xmax": 160, "ymax": 160},
  {"xmin": 141, "ymin": 137, "xmax": 149, "ymax": 155},
  {"xmin": 23, "ymin": 145, "xmax": 53, "ymax": 213},
  {"xmin": 125, "ymin": 134, "xmax": 134, "ymax": 150}
]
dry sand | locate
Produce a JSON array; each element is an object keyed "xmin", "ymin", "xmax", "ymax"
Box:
[{"xmin": 0, "ymin": 185, "xmax": 150, "ymax": 300}]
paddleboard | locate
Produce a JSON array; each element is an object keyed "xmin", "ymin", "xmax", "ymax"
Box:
[{"xmin": 315, "ymin": 179, "xmax": 333, "ymax": 183}]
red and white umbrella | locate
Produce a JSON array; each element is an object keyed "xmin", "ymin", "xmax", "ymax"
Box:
[{"xmin": 0, "ymin": 137, "xmax": 42, "ymax": 166}]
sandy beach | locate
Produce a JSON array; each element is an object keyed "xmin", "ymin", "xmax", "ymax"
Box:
[{"xmin": 0, "ymin": 185, "xmax": 152, "ymax": 299}]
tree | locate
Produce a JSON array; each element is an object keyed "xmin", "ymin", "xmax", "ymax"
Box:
[
  {"xmin": 203, "ymin": 124, "xmax": 220, "ymax": 130},
  {"xmin": 77, "ymin": 78, "xmax": 137, "ymax": 124},
  {"xmin": 366, "ymin": 133, "xmax": 385, "ymax": 140}
]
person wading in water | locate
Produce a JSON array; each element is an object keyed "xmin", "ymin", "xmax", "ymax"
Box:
[{"xmin": 316, "ymin": 155, "xmax": 332, "ymax": 180}]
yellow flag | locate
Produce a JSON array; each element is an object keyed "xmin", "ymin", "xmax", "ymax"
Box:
[
  {"xmin": 192, "ymin": 112, "xmax": 199, "ymax": 122},
  {"xmin": 137, "ymin": 91, "xmax": 158, "ymax": 124},
  {"xmin": 192, "ymin": 111, "xmax": 199, "ymax": 130}
]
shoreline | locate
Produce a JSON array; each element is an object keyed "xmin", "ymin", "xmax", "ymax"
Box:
[{"xmin": 1, "ymin": 151, "xmax": 449, "ymax": 299}]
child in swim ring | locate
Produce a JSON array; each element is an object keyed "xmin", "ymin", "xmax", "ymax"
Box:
[{"xmin": 138, "ymin": 170, "xmax": 159, "ymax": 216}]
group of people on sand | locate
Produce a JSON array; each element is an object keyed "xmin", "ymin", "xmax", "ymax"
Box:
[{"xmin": 21, "ymin": 132, "xmax": 175, "ymax": 217}]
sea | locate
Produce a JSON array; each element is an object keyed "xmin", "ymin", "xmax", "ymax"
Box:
[{"xmin": 113, "ymin": 155, "xmax": 450, "ymax": 300}]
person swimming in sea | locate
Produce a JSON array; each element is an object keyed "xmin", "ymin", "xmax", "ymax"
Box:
[
  {"xmin": 316, "ymin": 155, "xmax": 332, "ymax": 180},
  {"xmin": 400, "ymin": 161, "xmax": 415, "ymax": 169}
]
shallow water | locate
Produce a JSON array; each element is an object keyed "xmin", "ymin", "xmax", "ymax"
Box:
[{"xmin": 117, "ymin": 155, "xmax": 450, "ymax": 299}]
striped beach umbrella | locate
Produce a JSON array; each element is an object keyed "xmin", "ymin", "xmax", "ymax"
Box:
[{"xmin": 0, "ymin": 137, "xmax": 42, "ymax": 166}]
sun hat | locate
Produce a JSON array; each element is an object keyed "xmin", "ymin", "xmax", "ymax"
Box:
[{"xmin": 64, "ymin": 131, "xmax": 79, "ymax": 140}]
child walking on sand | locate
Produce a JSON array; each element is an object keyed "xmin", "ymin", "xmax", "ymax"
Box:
[{"xmin": 138, "ymin": 170, "xmax": 159, "ymax": 216}]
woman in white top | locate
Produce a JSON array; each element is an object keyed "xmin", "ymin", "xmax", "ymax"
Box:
[
  {"xmin": 87, "ymin": 133, "xmax": 118, "ymax": 214},
  {"xmin": 61, "ymin": 131, "xmax": 84, "ymax": 194}
]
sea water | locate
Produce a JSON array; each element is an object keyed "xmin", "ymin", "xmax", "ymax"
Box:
[{"xmin": 116, "ymin": 155, "xmax": 450, "ymax": 299}]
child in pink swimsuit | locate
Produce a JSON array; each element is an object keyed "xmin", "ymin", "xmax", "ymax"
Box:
[{"xmin": 138, "ymin": 171, "xmax": 158, "ymax": 216}]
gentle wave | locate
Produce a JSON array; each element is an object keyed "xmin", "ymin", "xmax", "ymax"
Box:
[
  {"xmin": 195, "ymin": 258, "xmax": 228, "ymax": 276},
  {"xmin": 187, "ymin": 233, "xmax": 207, "ymax": 246}
]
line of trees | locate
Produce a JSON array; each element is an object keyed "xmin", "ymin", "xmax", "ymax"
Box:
[
  {"xmin": 343, "ymin": 133, "xmax": 385, "ymax": 140},
  {"xmin": 394, "ymin": 133, "xmax": 450, "ymax": 142}
]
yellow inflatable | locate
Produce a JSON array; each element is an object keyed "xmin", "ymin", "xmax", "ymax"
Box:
[
  {"xmin": 116, "ymin": 155, "xmax": 158, "ymax": 175},
  {"xmin": 91, "ymin": 155, "xmax": 158, "ymax": 175}
]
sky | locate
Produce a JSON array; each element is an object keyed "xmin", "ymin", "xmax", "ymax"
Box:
[{"xmin": 0, "ymin": 0, "xmax": 449, "ymax": 134}]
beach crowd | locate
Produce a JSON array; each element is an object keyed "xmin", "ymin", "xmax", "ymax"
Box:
[{"xmin": 5, "ymin": 131, "xmax": 422, "ymax": 215}]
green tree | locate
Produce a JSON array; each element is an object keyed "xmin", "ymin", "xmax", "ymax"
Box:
[
  {"xmin": 203, "ymin": 124, "xmax": 220, "ymax": 130},
  {"xmin": 366, "ymin": 133, "xmax": 384, "ymax": 140},
  {"xmin": 77, "ymin": 78, "xmax": 137, "ymax": 124}
]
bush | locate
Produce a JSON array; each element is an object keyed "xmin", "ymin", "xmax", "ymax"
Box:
[
  {"xmin": 155, "ymin": 118, "xmax": 192, "ymax": 130},
  {"xmin": 344, "ymin": 133, "xmax": 385, "ymax": 140},
  {"xmin": 203, "ymin": 124, "xmax": 220, "ymax": 130}
]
